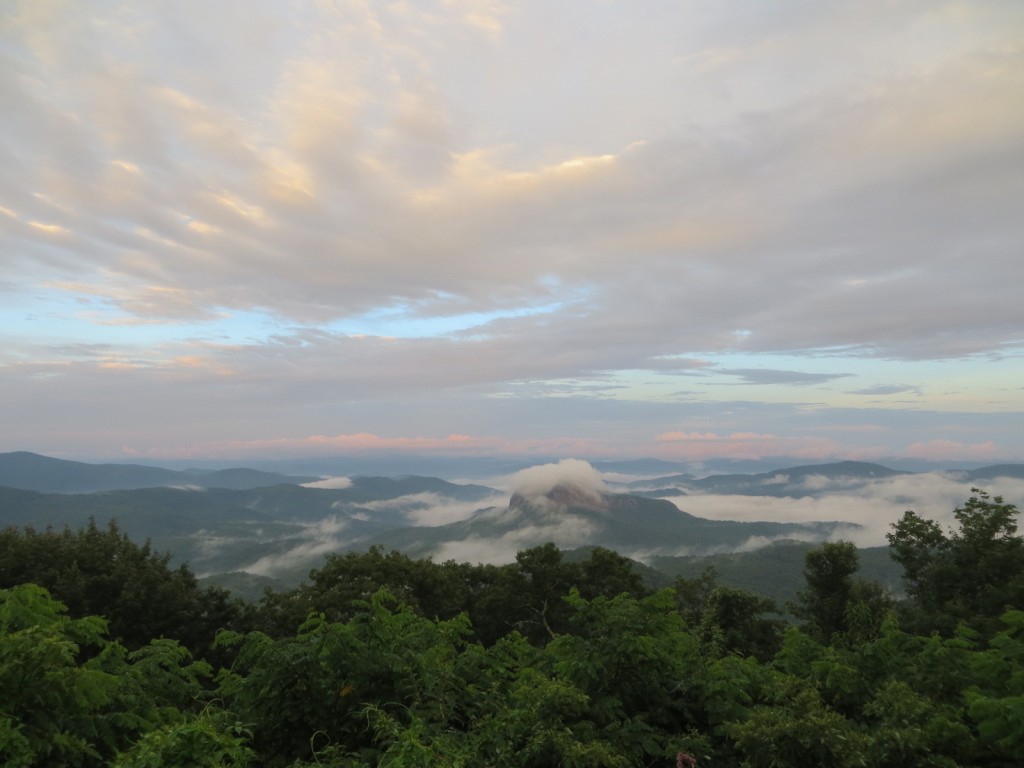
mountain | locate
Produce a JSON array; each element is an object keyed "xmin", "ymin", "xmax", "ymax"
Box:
[
  {"xmin": 185, "ymin": 467, "xmax": 323, "ymax": 490},
  {"xmin": 957, "ymin": 464, "xmax": 1024, "ymax": 483},
  {"xmin": 7, "ymin": 451, "xmax": 1021, "ymax": 598},
  {"xmin": 590, "ymin": 458, "xmax": 690, "ymax": 474},
  {"xmin": 354, "ymin": 483, "xmax": 849, "ymax": 561},
  {"xmin": 605, "ymin": 461, "xmax": 910, "ymax": 498},
  {"xmin": 0, "ymin": 475, "xmax": 502, "ymax": 577},
  {"xmin": 686, "ymin": 461, "xmax": 910, "ymax": 497},
  {"xmin": 0, "ymin": 468, "xmax": 850, "ymax": 588},
  {"xmin": 0, "ymin": 451, "xmax": 319, "ymax": 492}
]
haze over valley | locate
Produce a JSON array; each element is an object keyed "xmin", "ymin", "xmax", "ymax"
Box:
[{"xmin": 4, "ymin": 451, "xmax": 1022, "ymax": 605}]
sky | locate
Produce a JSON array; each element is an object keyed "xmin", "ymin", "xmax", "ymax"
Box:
[{"xmin": 2, "ymin": 0, "xmax": 1024, "ymax": 465}]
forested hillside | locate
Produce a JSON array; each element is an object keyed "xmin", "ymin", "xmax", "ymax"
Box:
[
  {"xmin": 2, "ymin": 489, "xmax": 1024, "ymax": 766},
  {"xmin": 0, "ymin": 474, "xmax": 847, "ymax": 581}
]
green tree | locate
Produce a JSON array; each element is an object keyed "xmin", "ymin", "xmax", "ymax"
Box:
[
  {"xmin": 113, "ymin": 713, "xmax": 253, "ymax": 768},
  {"xmin": 0, "ymin": 520, "xmax": 249, "ymax": 656},
  {"xmin": 888, "ymin": 489, "xmax": 1024, "ymax": 636},
  {"xmin": 725, "ymin": 675, "xmax": 871, "ymax": 768},
  {"xmin": 0, "ymin": 584, "xmax": 120, "ymax": 767},
  {"xmin": 219, "ymin": 590, "xmax": 481, "ymax": 766},
  {"xmin": 498, "ymin": 544, "xmax": 650, "ymax": 645},
  {"xmin": 673, "ymin": 568, "xmax": 785, "ymax": 661},
  {"xmin": 964, "ymin": 610, "xmax": 1024, "ymax": 759},
  {"xmin": 0, "ymin": 584, "xmax": 221, "ymax": 768},
  {"xmin": 575, "ymin": 546, "xmax": 649, "ymax": 601},
  {"xmin": 793, "ymin": 542, "xmax": 859, "ymax": 644},
  {"xmin": 545, "ymin": 589, "xmax": 703, "ymax": 765},
  {"xmin": 257, "ymin": 544, "xmax": 651, "ymax": 648},
  {"xmin": 793, "ymin": 541, "xmax": 893, "ymax": 645},
  {"xmin": 510, "ymin": 543, "xmax": 580, "ymax": 643},
  {"xmin": 704, "ymin": 585, "xmax": 786, "ymax": 661}
]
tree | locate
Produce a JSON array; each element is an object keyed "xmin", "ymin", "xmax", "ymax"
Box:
[
  {"xmin": 793, "ymin": 542, "xmax": 859, "ymax": 644},
  {"xmin": 575, "ymin": 546, "xmax": 649, "ymax": 601},
  {"xmin": 508, "ymin": 543, "xmax": 579, "ymax": 643},
  {"xmin": 0, "ymin": 584, "xmax": 120, "ymax": 767},
  {"xmin": 725, "ymin": 676, "xmax": 871, "ymax": 768},
  {"xmin": 704, "ymin": 586, "xmax": 785, "ymax": 661},
  {"xmin": 673, "ymin": 569, "xmax": 784, "ymax": 661},
  {"xmin": 0, "ymin": 585, "xmax": 224, "ymax": 768},
  {"xmin": 793, "ymin": 541, "xmax": 892, "ymax": 645},
  {"xmin": 0, "ymin": 520, "xmax": 250, "ymax": 656},
  {"xmin": 673, "ymin": 567, "xmax": 720, "ymax": 629},
  {"xmin": 112, "ymin": 714, "xmax": 253, "ymax": 768},
  {"xmin": 887, "ymin": 489, "xmax": 1024, "ymax": 636},
  {"xmin": 543, "ymin": 589, "xmax": 703, "ymax": 765}
]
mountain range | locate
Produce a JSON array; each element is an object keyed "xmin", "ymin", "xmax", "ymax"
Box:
[
  {"xmin": 0, "ymin": 451, "xmax": 319, "ymax": 492},
  {"xmin": 3, "ymin": 451, "xmax": 1023, "ymax": 603},
  {"xmin": 358, "ymin": 483, "xmax": 846, "ymax": 562}
]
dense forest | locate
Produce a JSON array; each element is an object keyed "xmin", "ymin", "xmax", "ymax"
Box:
[{"xmin": 2, "ymin": 490, "xmax": 1024, "ymax": 767}]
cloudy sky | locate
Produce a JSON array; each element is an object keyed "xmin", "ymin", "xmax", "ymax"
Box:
[{"xmin": 3, "ymin": 0, "xmax": 1023, "ymax": 464}]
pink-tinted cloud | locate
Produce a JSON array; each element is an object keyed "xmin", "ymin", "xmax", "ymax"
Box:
[
  {"xmin": 903, "ymin": 439, "xmax": 999, "ymax": 461},
  {"xmin": 138, "ymin": 432, "xmax": 623, "ymax": 460},
  {"xmin": 649, "ymin": 430, "xmax": 843, "ymax": 461}
]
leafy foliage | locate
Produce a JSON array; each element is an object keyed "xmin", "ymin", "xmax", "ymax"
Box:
[
  {"xmin": 0, "ymin": 585, "xmax": 229, "ymax": 768},
  {"xmin": 674, "ymin": 568, "xmax": 786, "ymax": 661},
  {"xmin": 793, "ymin": 541, "xmax": 894, "ymax": 645},
  {"xmin": 1, "ymin": 490, "xmax": 1023, "ymax": 767},
  {"xmin": 0, "ymin": 519, "xmax": 250, "ymax": 656},
  {"xmin": 888, "ymin": 489, "xmax": 1024, "ymax": 636},
  {"xmin": 257, "ymin": 543, "xmax": 650, "ymax": 645},
  {"xmin": 112, "ymin": 713, "xmax": 253, "ymax": 768}
]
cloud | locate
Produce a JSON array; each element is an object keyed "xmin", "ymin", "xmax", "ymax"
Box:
[
  {"xmin": 652, "ymin": 431, "xmax": 844, "ymax": 462},
  {"xmin": 191, "ymin": 530, "xmax": 236, "ymax": 562},
  {"xmin": 183, "ymin": 432, "xmax": 613, "ymax": 460},
  {"xmin": 655, "ymin": 432, "xmax": 766, "ymax": 442},
  {"xmin": 848, "ymin": 384, "xmax": 921, "ymax": 396},
  {"xmin": 720, "ymin": 369, "xmax": 853, "ymax": 386},
  {"xmin": 2, "ymin": 2, "xmax": 1024, "ymax": 459},
  {"xmin": 641, "ymin": 357, "xmax": 714, "ymax": 374},
  {"xmin": 732, "ymin": 532, "xmax": 826, "ymax": 553},
  {"xmin": 433, "ymin": 513, "xmax": 601, "ymax": 565},
  {"xmin": 506, "ymin": 458, "xmax": 606, "ymax": 501},
  {"xmin": 301, "ymin": 476, "xmax": 353, "ymax": 489},
  {"xmin": 666, "ymin": 474, "xmax": 1024, "ymax": 548},
  {"xmin": 904, "ymin": 439, "xmax": 999, "ymax": 462},
  {"xmin": 356, "ymin": 491, "xmax": 508, "ymax": 526},
  {"xmin": 239, "ymin": 516, "xmax": 352, "ymax": 576},
  {"xmin": 8, "ymin": 2, "xmax": 1024, "ymax": 359},
  {"xmin": 797, "ymin": 474, "xmax": 843, "ymax": 492}
]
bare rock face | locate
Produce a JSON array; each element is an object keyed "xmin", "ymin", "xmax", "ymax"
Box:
[{"xmin": 509, "ymin": 483, "xmax": 608, "ymax": 511}]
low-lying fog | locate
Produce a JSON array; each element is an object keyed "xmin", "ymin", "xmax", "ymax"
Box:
[
  {"xmin": 660, "ymin": 474, "xmax": 1024, "ymax": 548},
  {"xmin": 226, "ymin": 459, "xmax": 1024, "ymax": 575}
]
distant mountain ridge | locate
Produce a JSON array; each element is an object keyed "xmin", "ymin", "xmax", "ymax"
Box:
[
  {"xmin": 0, "ymin": 474, "xmax": 849, "ymax": 578},
  {"xmin": 0, "ymin": 451, "xmax": 320, "ymax": 492},
  {"xmin": 358, "ymin": 483, "xmax": 848, "ymax": 561},
  {"xmin": 6, "ymin": 451, "xmax": 1024, "ymax": 494},
  {"xmin": 0, "ymin": 475, "xmax": 502, "ymax": 576},
  {"xmin": 689, "ymin": 461, "xmax": 910, "ymax": 497},
  {"xmin": 958, "ymin": 465, "xmax": 1024, "ymax": 482},
  {"xmin": 615, "ymin": 461, "xmax": 914, "ymax": 498},
  {"xmin": 3, "ymin": 451, "xmax": 1024, "ymax": 595},
  {"xmin": 609, "ymin": 459, "xmax": 1024, "ymax": 502}
]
